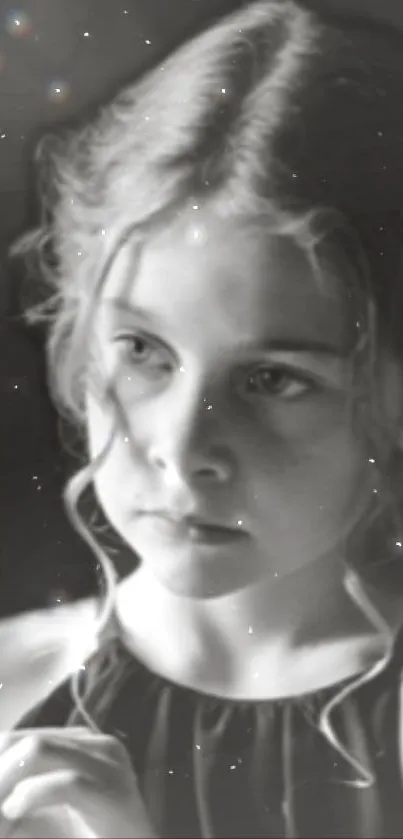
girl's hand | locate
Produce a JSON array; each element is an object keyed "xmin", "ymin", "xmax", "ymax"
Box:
[{"xmin": 0, "ymin": 728, "xmax": 156, "ymax": 839}]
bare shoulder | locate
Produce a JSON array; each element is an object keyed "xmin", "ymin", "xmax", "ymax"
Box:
[
  {"xmin": 0, "ymin": 597, "xmax": 100, "ymax": 667},
  {"xmin": 0, "ymin": 598, "xmax": 100, "ymax": 731},
  {"xmin": 0, "ymin": 596, "xmax": 98, "ymax": 639}
]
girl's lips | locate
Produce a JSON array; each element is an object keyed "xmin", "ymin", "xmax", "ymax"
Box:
[
  {"xmin": 139, "ymin": 513, "xmax": 249, "ymax": 545},
  {"xmin": 182, "ymin": 522, "xmax": 248, "ymax": 544}
]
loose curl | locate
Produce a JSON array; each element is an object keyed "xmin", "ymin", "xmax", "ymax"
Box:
[{"xmin": 11, "ymin": 0, "xmax": 403, "ymax": 786}]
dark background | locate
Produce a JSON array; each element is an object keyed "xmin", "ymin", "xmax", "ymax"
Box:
[{"xmin": 1, "ymin": 0, "xmax": 403, "ymax": 617}]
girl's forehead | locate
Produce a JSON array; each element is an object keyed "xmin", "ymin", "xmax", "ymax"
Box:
[
  {"xmin": 107, "ymin": 206, "xmax": 343, "ymax": 298},
  {"xmin": 102, "ymin": 209, "xmax": 355, "ymax": 352}
]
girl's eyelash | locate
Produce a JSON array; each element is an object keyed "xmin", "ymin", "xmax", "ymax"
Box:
[
  {"xmin": 114, "ymin": 331, "xmax": 153, "ymax": 345},
  {"xmin": 245, "ymin": 366, "xmax": 320, "ymax": 398},
  {"xmin": 114, "ymin": 332, "xmax": 167, "ymax": 356},
  {"xmin": 245, "ymin": 363, "xmax": 319, "ymax": 385}
]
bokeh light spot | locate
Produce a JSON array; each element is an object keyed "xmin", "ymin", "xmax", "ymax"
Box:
[
  {"xmin": 5, "ymin": 9, "xmax": 32, "ymax": 38},
  {"xmin": 47, "ymin": 79, "xmax": 71, "ymax": 105}
]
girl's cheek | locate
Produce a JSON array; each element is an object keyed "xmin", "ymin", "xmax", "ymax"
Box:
[
  {"xmin": 252, "ymin": 424, "xmax": 365, "ymax": 504},
  {"xmin": 278, "ymin": 396, "xmax": 353, "ymax": 443}
]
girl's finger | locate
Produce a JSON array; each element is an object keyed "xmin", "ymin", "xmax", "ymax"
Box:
[
  {"xmin": 8, "ymin": 811, "xmax": 97, "ymax": 839},
  {"xmin": 0, "ymin": 733, "xmax": 135, "ymax": 817},
  {"xmin": 2, "ymin": 730, "xmax": 130, "ymax": 769},
  {"xmin": 1, "ymin": 770, "xmax": 154, "ymax": 838},
  {"xmin": 2, "ymin": 728, "xmax": 116, "ymax": 751},
  {"xmin": 0, "ymin": 737, "xmax": 40, "ymax": 801},
  {"xmin": 1, "ymin": 770, "xmax": 96, "ymax": 822}
]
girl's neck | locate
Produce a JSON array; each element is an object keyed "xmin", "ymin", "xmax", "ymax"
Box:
[{"xmin": 114, "ymin": 554, "xmax": 384, "ymax": 701}]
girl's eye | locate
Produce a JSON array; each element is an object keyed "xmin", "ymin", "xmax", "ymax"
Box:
[
  {"xmin": 116, "ymin": 334, "xmax": 169, "ymax": 369},
  {"xmin": 244, "ymin": 366, "xmax": 316, "ymax": 399},
  {"xmin": 128, "ymin": 336, "xmax": 156, "ymax": 363}
]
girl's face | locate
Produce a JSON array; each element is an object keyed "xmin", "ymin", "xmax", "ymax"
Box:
[{"xmin": 87, "ymin": 207, "xmax": 372, "ymax": 598}]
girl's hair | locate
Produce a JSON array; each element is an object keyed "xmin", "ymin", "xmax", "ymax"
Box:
[{"xmin": 12, "ymin": 0, "xmax": 403, "ymax": 785}]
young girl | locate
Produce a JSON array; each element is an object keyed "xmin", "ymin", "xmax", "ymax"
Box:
[{"xmin": 2, "ymin": 1, "xmax": 403, "ymax": 836}]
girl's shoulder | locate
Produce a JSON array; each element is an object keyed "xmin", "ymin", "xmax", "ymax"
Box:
[{"xmin": 0, "ymin": 597, "xmax": 99, "ymax": 731}]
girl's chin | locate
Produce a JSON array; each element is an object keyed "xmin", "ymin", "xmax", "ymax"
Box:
[{"xmin": 126, "ymin": 537, "xmax": 271, "ymax": 599}]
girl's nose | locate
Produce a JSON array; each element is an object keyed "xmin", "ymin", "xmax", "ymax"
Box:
[{"xmin": 147, "ymin": 394, "xmax": 235, "ymax": 487}]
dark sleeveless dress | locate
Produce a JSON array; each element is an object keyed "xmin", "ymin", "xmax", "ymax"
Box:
[{"xmin": 21, "ymin": 632, "xmax": 403, "ymax": 838}]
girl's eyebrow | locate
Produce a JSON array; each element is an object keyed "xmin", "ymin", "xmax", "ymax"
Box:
[
  {"xmin": 237, "ymin": 338, "xmax": 348, "ymax": 358},
  {"xmin": 103, "ymin": 299, "xmax": 160, "ymax": 325},
  {"xmin": 104, "ymin": 299, "xmax": 348, "ymax": 358}
]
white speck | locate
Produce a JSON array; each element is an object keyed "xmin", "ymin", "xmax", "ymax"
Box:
[
  {"xmin": 123, "ymin": 9, "xmax": 129, "ymax": 14},
  {"xmin": 83, "ymin": 31, "xmax": 90, "ymax": 37},
  {"xmin": 145, "ymin": 39, "xmax": 151, "ymax": 45},
  {"xmin": 377, "ymin": 131, "xmax": 383, "ymax": 137},
  {"xmin": 274, "ymin": 572, "xmax": 279, "ymax": 578},
  {"xmin": 221, "ymin": 88, "xmax": 226, "ymax": 94},
  {"xmin": 13, "ymin": 384, "xmax": 18, "ymax": 390},
  {"xmin": 48, "ymin": 680, "xmax": 53, "ymax": 685},
  {"xmin": 248, "ymin": 625, "xmax": 254, "ymax": 635},
  {"xmin": 207, "ymin": 404, "xmax": 212, "ymax": 411},
  {"xmin": 79, "ymin": 665, "xmax": 86, "ymax": 671},
  {"xmin": 396, "ymin": 542, "xmax": 402, "ymax": 548},
  {"xmin": 124, "ymin": 436, "xmax": 129, "ymax": 444},
  {"xmin": 229, "ymin": 764, "xmax": 236, "ymax": 770},
  {"xmin": 192, "ymin": 204, "xmax": 199, "ymax": 210},
  {"xmin": 1, "ymin": 133, "xmax": 6, "ymax": 139},
  {"xmin": 19, "ymin": 761, "xmax": 25, "ymax": 767},
  {"xmin": 101, "ymin": 228, "xmax": 106, "ymax": 236},
  {"xmin": 368, "ymin": 458, "xmax": 376, "ymax": 464},
  {"xmin": 32, "ymin": 476, "xmax": 38, "ymax": 481},
  {"xmin": 195, "ymin": 744, "xmax": 201, "ymax": 751},
  {"xmin": 237, "ymin": 520, "xmax": 243, "ymax": 527},
  {"xmin": 167, "ymin": 769, "xmax": 174, "ymax": 775},
  {"xmin": 0, "ymin": 684, "xmax": 3, "ymax": 690},
  {"xmin": 144, "ymin": 116, "xmax": 150, "ymax": 121},
  {"xmin": 373, "ymin": 488, "xmax": 378, "ymax": 494}
]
